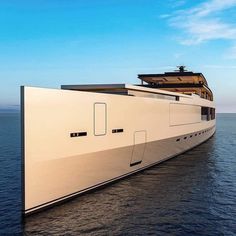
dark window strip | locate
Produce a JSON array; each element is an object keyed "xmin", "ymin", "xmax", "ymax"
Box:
[
  {"xmin": 112, "ymin": 128, "xmax": 124, "ymax": 133},
  {"xmin": 130, "ymin": 161, "xmax": 142, "ymax": 167},
  {"xmin": 70, "ymin": 132, "xmax": 87, "ymax": 137}
]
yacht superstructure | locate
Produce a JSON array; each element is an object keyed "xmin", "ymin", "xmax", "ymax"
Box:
[{"xmin": 21, "ymin": 66, "xmax": 215, "ymax": 215}]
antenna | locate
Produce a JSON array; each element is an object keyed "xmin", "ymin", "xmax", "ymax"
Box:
[{"xmin": 175, "ymin": 65, "xmax": 187, "ymax": 72}]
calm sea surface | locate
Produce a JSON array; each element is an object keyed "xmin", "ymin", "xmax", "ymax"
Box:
[{"xmin": 0, "ymin": 113, "xmax": 236, "ymax": 235}]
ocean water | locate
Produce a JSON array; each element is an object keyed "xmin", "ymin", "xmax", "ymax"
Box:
[{"xmin": 0, "ymin": 113, "xmax": 236, "ymax": 235}]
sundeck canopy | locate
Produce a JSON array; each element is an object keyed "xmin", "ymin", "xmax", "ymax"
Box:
[
  {"xmin": 138, "ymin": 67, "xmax": 213, "ymax": 101},
  {"xmin": 138, "ymin": 72, "xmax": 208, "ymax": 86}
]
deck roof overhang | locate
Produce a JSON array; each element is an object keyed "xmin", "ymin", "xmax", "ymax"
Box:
[
  {"xmin": 138, "ymin": 72, "xmax": 208, "ymax": 87},
  {"xmin": 137, "ymin": 71, "xmax": 213, "ymax": 101}
]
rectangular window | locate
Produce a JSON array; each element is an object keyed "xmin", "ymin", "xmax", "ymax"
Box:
[
  {"xmin": 201, "ymin": 107, "xmax": 208, "ymax": 121},
  {"xmin": 211, "ymin": 108, "xmax": 215, "ymax": 120},
  {"xmin": 201, "ymin": 107, "xmax": 215, "ymax": 121}
]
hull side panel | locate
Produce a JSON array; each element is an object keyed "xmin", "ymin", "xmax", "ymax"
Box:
[
  {"xmin": 22, "ymin": 87, "xmax": 216, "ymax": 214},
  {"xmin": 25, "ymin": 128, "xmax": 215, "ymax": 214}
]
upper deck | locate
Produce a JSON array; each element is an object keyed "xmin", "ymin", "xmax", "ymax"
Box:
[
  {"xmin": 61, "ymin": 66, "xmax": 213, "ymax": 102},
  {"xmin": 138, "ymin": 66, "xmax": 213, "ymax": 101}
]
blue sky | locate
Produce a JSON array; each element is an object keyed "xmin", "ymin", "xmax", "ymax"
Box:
[{"xmin": 0, "ymin": 0, "xmax": 236, "ymax": 112}]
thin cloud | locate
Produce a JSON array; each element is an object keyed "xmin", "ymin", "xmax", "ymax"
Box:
[
  {"xmin": 174, "ymin": 52, "xmax": 184, "ymax": 59},
  {"xmin": 169, "ymin": 0, "xmax": 187, "ymax": 8},
  {"xmin": 166, "ymin": 0, "xmax": 236, "ymax": 45},
  {"xmin": 187, "ymin": 0, "xmax": 236, "ymax": 17},
  {"xmin": 204, "ymin": 64, "xmax": 236, "ymax": 69},
  {"xmin": 225, "ymin": 45, "xmax": 236, "ymax": 59},
  {"xmin": 159, "ymin": 14, "xmax": 171, "ymax": 19}
]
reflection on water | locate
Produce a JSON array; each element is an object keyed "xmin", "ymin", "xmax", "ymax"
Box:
[{"xmin": 0, "ymin": 113, "xmax": 236, "ymax": 235}]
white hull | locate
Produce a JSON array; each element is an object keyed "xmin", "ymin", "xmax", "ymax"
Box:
[{"xmin": 21, "ymin": 85, "xmax": 215, "ymax": 215}]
